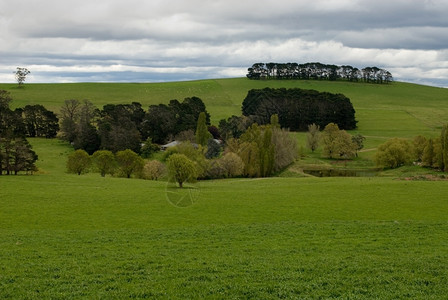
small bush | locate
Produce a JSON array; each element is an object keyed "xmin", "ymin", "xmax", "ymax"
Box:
[{"xmin": 142, "ymin": 160, "xmax": 166, "ymax": 180}]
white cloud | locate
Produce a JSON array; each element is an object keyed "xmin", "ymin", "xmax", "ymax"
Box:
[{"xmin": 0, "ymin": 0, "xmax": 447, "ymax": 86}]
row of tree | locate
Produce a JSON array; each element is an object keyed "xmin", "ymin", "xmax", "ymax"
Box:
[
  {"xmin": 242, "ymin": 88, "xmax": 357, "ymax": 131},
  {"xmin": 59, "ymin": 97, "xmax": 210, "ymax": 154},
  {"xmin": 247, "ymin": 62, "xmax": 393, "ymax": 84},
  {"xmin": 306, "ymin": 123, "xmax": 365, "ymax": 159},
  {"xmin": 67, "ymin": 148, "xmax": 147, "ymax": 178},
  {"xmin": 374, "ymin": 126, "xmax": 448, "ymax": 171},
  {"xmin": 303, "ymin": 121, "xmax": 448, "ymax": 171},
  {"xmin": 0, "ymin": 90, "xmax": 38, "ymax": 175}
]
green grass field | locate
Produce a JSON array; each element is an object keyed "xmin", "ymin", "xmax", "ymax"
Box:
[
  {"xmin": 1, "ymin": 79, "xmax": 448, "ymax": 298},
  {"xmin": 1, "ymin": 138, "xmax": 448, "ymax": 298}
]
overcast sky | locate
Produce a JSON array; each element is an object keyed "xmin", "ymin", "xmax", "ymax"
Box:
[{"xmin": 1, "ymin": 0, "xmax": 447, "ymax": 86}]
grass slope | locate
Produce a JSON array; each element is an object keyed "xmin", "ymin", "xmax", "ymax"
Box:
[
  {"xmin": 1, "ymin": 138, "xmax": 448, "ymax": 298},
  {"xmin": 1, "ymin": 78, "xmax": 448, "ymax": 137}
]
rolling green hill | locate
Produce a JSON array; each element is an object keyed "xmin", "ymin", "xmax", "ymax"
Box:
[
  {"xmin": 1, "ymin": 78, "xmax": 448, "ymax": 138},
  {"xmin": 1, "ymin": 79, "xmax": 448, "ymax": 298}
]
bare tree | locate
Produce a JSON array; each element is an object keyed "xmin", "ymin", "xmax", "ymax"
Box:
[{"xmin": 14, "ymin": 67, "xmax": 30, "ymax": 87}]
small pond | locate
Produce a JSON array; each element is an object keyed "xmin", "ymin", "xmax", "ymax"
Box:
[{"xmin": 303, "ymin": 169, "xmax": 379, "ymax": 177}]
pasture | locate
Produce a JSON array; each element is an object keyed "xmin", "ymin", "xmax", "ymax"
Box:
[
  {"xmin": 1, "ymin": 138, "xmax": 448, "ymax": 298},
  {"xmin": 1, "ymin": 78, "xmax": 448, "ymax": 298}
]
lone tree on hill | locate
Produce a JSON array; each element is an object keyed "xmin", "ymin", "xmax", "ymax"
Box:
[{"xmin": 14, "ymin": 67, "xmax": 30, "ymax": 87}]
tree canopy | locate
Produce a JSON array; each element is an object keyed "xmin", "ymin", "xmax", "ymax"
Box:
[
  {"xmin": 247, "ymin": 62, "xmax": 393, "ymax": 84},
  {"xmin": 242, "ymin": 88, "xmax": 357, "ymax": 131},
  {"xmin": 0, "ymin": 90, "xmax": 38, "ymax": 175},
  {"xmin": 14, "ymin": 67, "xmax": 31, "ymax": 87},
  {"xmin": 167, "ymin": 153, "xmax": 197, "ymax": 188},
  {"xmin": 66, "ymin": 149, "xmax": 91, "ymax": 175},
  {"xmin": 143, "ymin": 97, "xmax": 210, "ymax": 144}
]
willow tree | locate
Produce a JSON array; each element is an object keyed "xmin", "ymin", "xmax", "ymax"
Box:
[{"xmin": 167, "ymin": 153, "xmax": 197, "ymax": 188}]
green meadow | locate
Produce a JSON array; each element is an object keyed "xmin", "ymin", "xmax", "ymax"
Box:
[{"xmin": 1, "ymin": 78, "xmax": 448, "ymax": 298}]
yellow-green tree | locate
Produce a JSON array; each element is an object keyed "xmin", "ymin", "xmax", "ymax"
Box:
[
  {"xmin": 441, "ymin": 124, "xmax": 448, "ymax": 171},
  {"xmin": 321, "ymin": 123, "xmax": 356, "ymax": 159},
  {"xmin": 66, "ymin": 149, "xmax": 91, "ymax": 175},
  {"xmin": 413, "ymin": 135, "xmax": 427, "ymax": 162},
  {"xmin": 374, "ymin": 138, "xmax": 413, "ymax": 169},
  {"xmin": 167, "ymin": 153, "xmax": 197, "ymax": 188},
  {"xmin": 195, "ymin": 112, "xmax": 212, "ymax": 146},
  {"xmin": 115, "ymin": 149, "xmax": 144, "ymax": 178},
  {"xmin": 92, "ymin": 150, "xmax": 116, "ymax": 177}
]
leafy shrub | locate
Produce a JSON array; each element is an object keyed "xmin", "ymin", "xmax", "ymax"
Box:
[
  {"xmin": 375, "ymin": 138, "xmax": 413, "ymax": 169},
  {"xmin": 142, "ymin": 160, "xmax": 166, "ymax": 180}
]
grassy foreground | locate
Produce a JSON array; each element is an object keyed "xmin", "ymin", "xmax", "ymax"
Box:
[{"xmin": 1, "ymin": 139, "xmax": 448, "ymax": 298}]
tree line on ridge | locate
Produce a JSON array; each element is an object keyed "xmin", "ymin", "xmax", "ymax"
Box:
[{"xmin": 247, "ymin": 62, "xmax": 393, "ymax": 84}]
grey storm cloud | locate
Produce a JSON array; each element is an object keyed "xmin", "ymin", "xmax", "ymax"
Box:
[{"xmin": 0, "ymin": 0, "xmax": 447, "ymax": 86}]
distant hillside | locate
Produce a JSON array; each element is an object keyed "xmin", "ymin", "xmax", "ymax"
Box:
[{"xmin": 1, "ymin": 78, "xmax": 447, "ymax": 141}]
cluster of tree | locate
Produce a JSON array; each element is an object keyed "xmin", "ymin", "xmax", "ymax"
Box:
[
  {"xmin": 72, "ymin": 114, "xmax": 296, "ymax": 187},
  {"xmin": 67, "ymin": 148, "xmax": 155, "ymax": 179},
  {"xmin": 375, "ymin": 126, "xmax": 448, "ymax": 171},
  {"xmin": 163, "ymin": 115, "xmax": 298, "ymax": 187},
  {"xmin": 305, "ymin": 123, "xmax": 365, "ymax": 159},
  {"xmin": 241, "ymin": 88, "xmax": 357, "ymax": 131},
  {"xmin": 144, "ymin": 97, "xmax": 210, "ymax": 144},
  {"xmin": 247, "ymin": 62, "xmax": 393, "ymax": 84},
  {"xmin": 17, "ymin": 105, "xmax": 59, "ymax": 138},
  {"xmin": 59, "ymin": 97, "xmax": 210, "ymax": 154},
  {"xmin": 0, "ymin": 90, "xmax": 38, "ymax": 175}
]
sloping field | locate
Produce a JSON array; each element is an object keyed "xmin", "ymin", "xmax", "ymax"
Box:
[
  {"xmin": 1, "ymin": 138, "xmax": 448, "ymax": 298},
  {"xmin": 1, "ymin": 78, "xmax": 448, "ymax": 138}
]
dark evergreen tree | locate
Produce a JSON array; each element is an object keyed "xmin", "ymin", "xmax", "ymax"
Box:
[
  {"xmin": 247, "ymin": 62, "xmax": 392, "ymax": 83},
  {"xmin": 96, "ymin": 103, "xmax": 145, "ymax": 153},
  {"xmin": 20, "ymin": 104, "xmax": 59, "ymax": 138},
  {"xmin": 218, "ymin": 115, "xmax": 253, "ymax": 140},
  {"xmin": 242, "ymin": 88, "xmax": 357, "ymax": 131},
  {"xmin": 0, "ymin": 91, "xmax": 37, "ymax": 175},
  {"xmin": 143, "ymin": 97, "xmax": 209, "ymax": 144}
]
